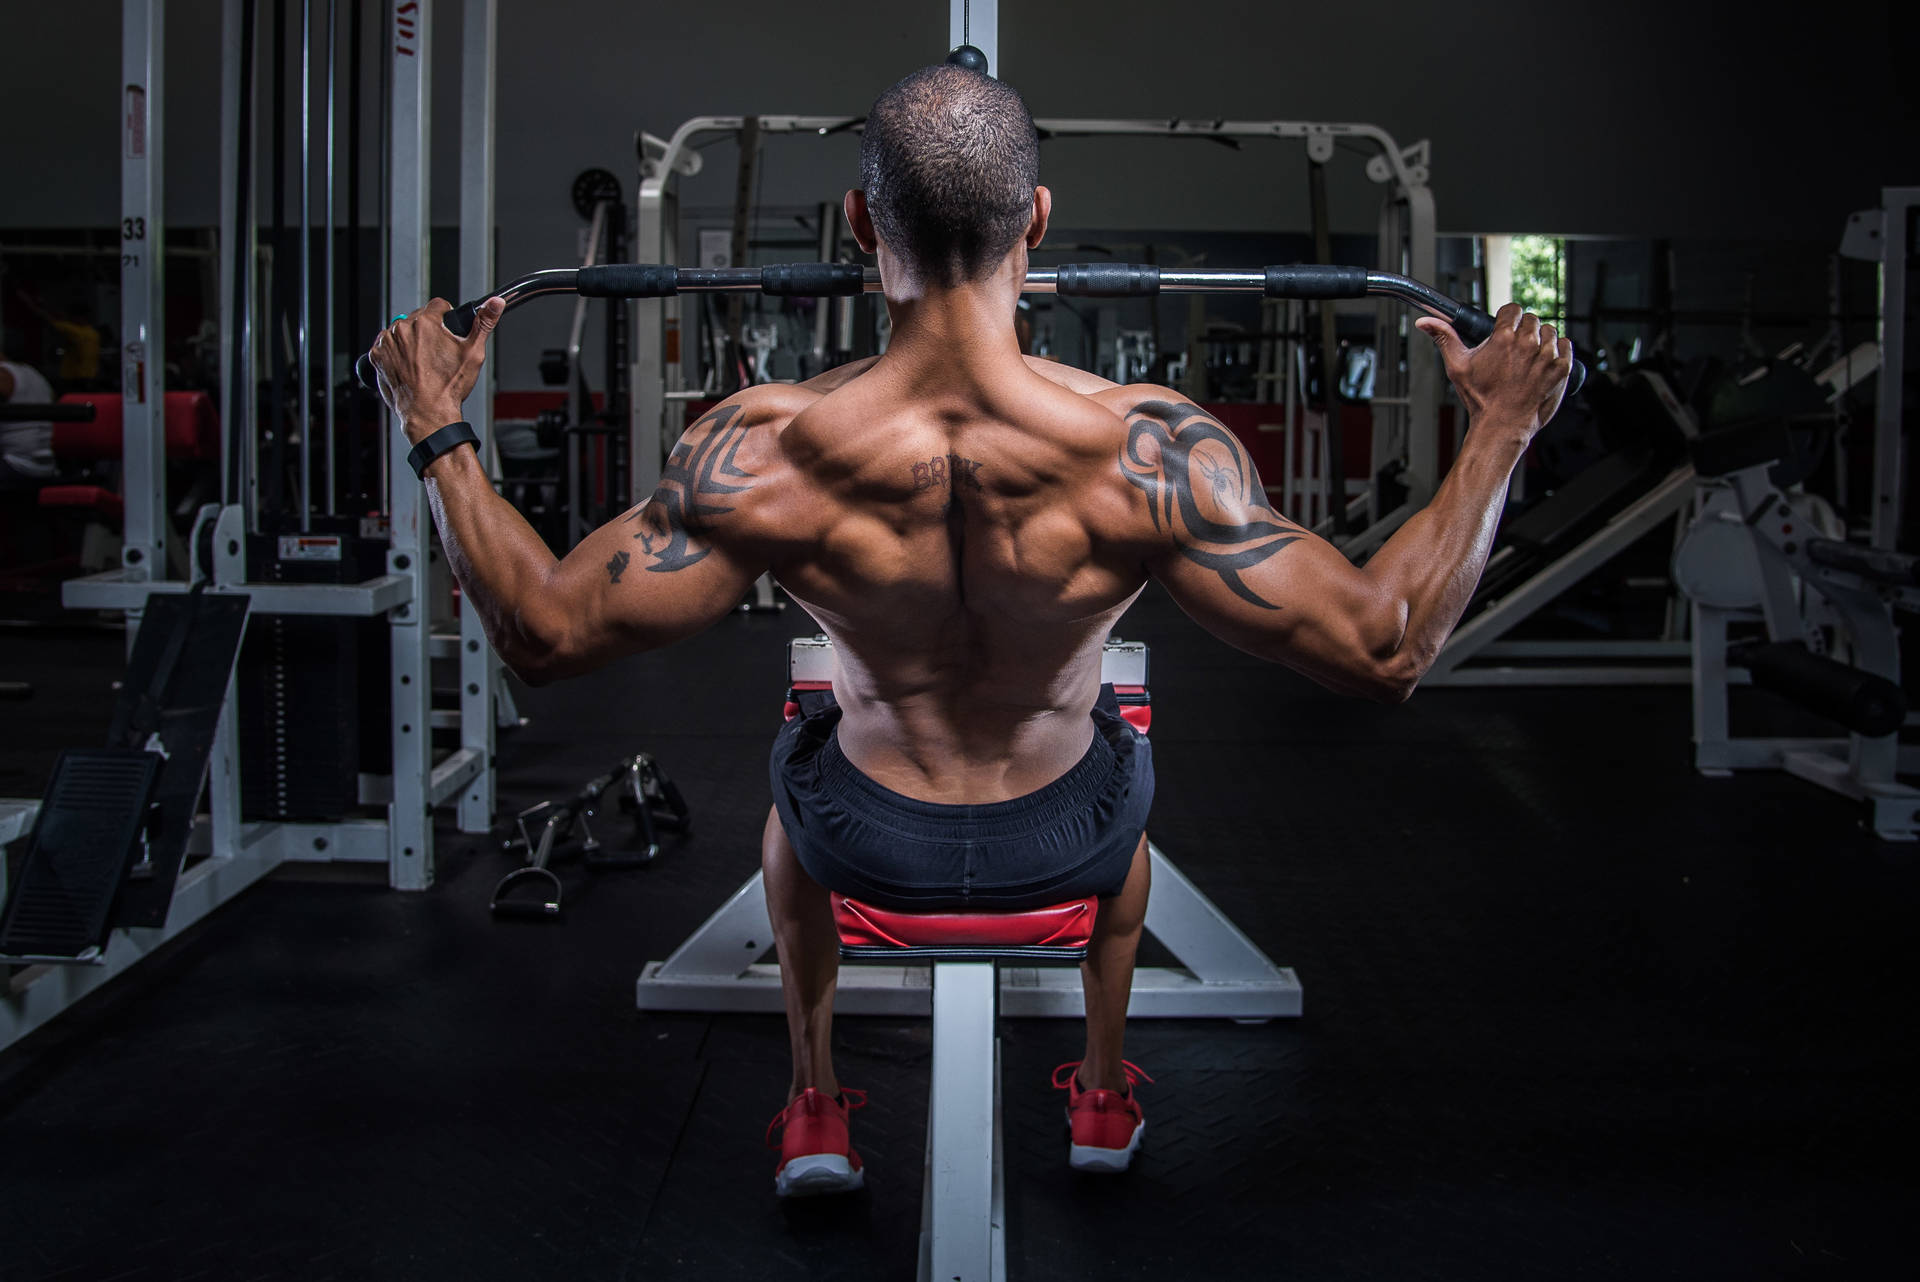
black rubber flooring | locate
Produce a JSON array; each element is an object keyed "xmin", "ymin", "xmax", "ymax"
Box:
[{"xmin": 2, "ymin": 587, "xmax": 1917, "ymax": 1280}]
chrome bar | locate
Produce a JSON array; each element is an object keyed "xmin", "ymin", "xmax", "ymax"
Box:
[
  {"xmin": 1363, "ymin": 270, "xmax": 1456, "ymax": 317},
  {"xmin": 491, "ymin": 268, "xmax": 581, "ymax": 308},
  {"xmin": 323, "ymin": 0, "xmax": 337, "ymax": 514},
  {"xmin": 298, "ymin": 0, "xmax": 312, "ymax": 531},
  {"xmin": 1160, "ymin": 269, "xmax": 1265, "ymax": 291}
]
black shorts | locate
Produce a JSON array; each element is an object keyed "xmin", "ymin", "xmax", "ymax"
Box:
[{"xmin": 769, "ymin": 687, "xmax": 1154, "ymax": 912}]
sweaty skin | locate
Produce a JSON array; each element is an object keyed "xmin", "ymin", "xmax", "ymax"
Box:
[{"xmin": 370, "ymin": 187, "xmax": 1571, "ymax": 807}]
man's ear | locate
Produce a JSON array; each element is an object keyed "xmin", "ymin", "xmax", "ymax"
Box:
[
  {"xmin": 1025, "ymin": 186, "xmax": 1052, "ymax": 250},
  {"xmin": 844, "ymin": 190, "xmax": 878, "ymax": 254}
]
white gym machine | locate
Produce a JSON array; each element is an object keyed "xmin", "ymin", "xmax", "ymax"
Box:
[{"xmin": 1, "ymin": 0, "xmax": 507, "ymax": 1052}]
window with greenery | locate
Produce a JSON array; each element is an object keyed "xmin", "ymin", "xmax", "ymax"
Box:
[{"xmin": 1509, "ymin": 234, "xmax": 1567, "ymax": 329}]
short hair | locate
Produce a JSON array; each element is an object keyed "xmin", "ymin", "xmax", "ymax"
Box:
[{"xmin": 859, "ymin": 65, "xmax": 1040, "ymax": 286}]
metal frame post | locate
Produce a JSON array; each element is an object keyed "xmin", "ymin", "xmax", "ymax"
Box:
[
  {"xmin": 121, "ymin": 0, "xmax": 167, "ymax": 590},
  {"xmin": 385, "ymin": 0, "xmax": 433, "ymax": 889},
  {"xmin": 298, "ymin": 0, "xmax": 313, "ymax": 530},
  {"xmin": 213, "ymin": 0, "xmax": 258, "ymax": 860},
  {"xmin": 456, "ymin": 0, "xmax": 498, "ymax": 834},
  {"xmin": 1872, "ymin": 189, "xmax": 1915, "ymax": 550},
  {"xmin": 924, "ymin": 960, "xmax": 998, "ymax": 1282},
  {"xmin": 630, "ymin": 159, "xmax": 681, "ymax": 503},
  {"xmin": 1402, "ymin": 183, "xmax": 1439, "ymax": 500},
  {"xmin": 949, "ymin": 0, "xmax": 998, "ymax": 74}
]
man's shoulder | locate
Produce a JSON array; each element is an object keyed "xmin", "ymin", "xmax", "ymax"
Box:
[
  {"xmin": 1084, "ymin": 382, "xmax": 1203, "ymax": 422},
  {"xmin": 1014, "ymin": 361, "xmax": 1185, "ymax": 432},
  {"xmin": 686, "ymin": 359, "xmax": 885, "ymax": 438},
  {"xmin": 1021, "ymin": 355, "xmax": 1116, "ymax": 397},
  {"xmin": 797, "ymin": 356, "xmax": 882, "ymax": 395},
  {"xmin": 696, "ymin": 381, "xmax": 824, "ymax": 431}
]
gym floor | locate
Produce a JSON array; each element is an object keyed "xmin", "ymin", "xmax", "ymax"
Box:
[{"xmin": 2, "ymin": 586, "xmax": 1916, "ymax": 1281}]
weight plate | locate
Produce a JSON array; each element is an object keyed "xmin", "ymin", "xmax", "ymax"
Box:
[{"xmin": 571, "ymin": 167, "xmax": 622, "ymax": 219}]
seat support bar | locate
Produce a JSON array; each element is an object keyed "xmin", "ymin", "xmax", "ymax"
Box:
[{"xmin": 923, "ymin": 961, "xmax": 999, "ymax": 1281}]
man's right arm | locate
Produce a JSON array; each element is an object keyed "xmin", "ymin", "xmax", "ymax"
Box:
[{"xmin": 1111, "ymin": 304, "xmax": 1572, "ymax": 702}]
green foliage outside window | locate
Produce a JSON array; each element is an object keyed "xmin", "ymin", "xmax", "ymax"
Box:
[{"xmin": 1510, "ymin": 234, "xmax": 1566, "ymax": 328}]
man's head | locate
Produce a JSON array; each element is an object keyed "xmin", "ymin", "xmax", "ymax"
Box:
[{"xmin": 852, "ymin": 65, "xmax": 1046, "ymax": 287}]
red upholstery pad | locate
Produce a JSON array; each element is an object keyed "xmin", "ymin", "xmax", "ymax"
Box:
[
  {"xmin": 784, "ymin": 680, "xmax": 832, "ymax": 723},
  {"xmin": 1113, "ymin": 684, "xmax": 1151, "ymax": 734},
  {"xmin": 53, "ymin": 391, "xmax": 219, "ymax": 464},
  {"xmin": 38, "ymin": 485, "xmax": 125, "ymax": 524},
  {"xmin": 833, "ymin": 893, "xmax": 1097, "ymax": 951}
]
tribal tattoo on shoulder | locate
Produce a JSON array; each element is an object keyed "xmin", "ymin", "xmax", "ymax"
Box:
[
  {"xmin": 616, "ymin": 403, "xmax": 756, "ymax": 578},
  {"xmin": 1119, "ymin": 400, "xmax": 1303, "ymax": 609}
]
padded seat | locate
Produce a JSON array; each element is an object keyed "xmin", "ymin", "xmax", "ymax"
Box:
[{"xmin": 833, "ymin": 894, "xmax": 1097, "ymax": 961}]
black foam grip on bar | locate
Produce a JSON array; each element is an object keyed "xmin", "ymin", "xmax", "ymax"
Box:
[
  {"xmin": 1805, "ymin": 538, "xmax": 1920, "ymax": 587},
  {"xmin": 1444, "ymin": 304, "xmax": 1588, "ymax": 396},
  {"xmin": 762, "ymin": 262, "xmax": 867, "ymax": 296},
  {"xmin": 1730, "ymin": 640, "xmax": 1907, "ymax": 738},
  {"xmin": 1056, "ymin": 263, "xmax": 1160, "ymax": 298},
  {"xmin": 577, "ymin": 263, "xmax": 679, "ymax": 298},
  {"xmin": 1448, "ymin": 304, "xmax": 1498, "ymax": 346},
  {"xmin": 1262, "ymin": 264, "xmax": 1369, "ymax": 300}
]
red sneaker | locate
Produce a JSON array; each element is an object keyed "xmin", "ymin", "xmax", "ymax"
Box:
[
  {"xmin": 766, "ymin": 1087, "xmax": 868, "ymax": 1197},
  {"xmin": 1051, "ymin": 1060, "xmax": 1153, "ymax": 1173}
]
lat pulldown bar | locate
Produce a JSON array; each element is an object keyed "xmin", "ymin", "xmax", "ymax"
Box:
[{"xmin": 356, "ymin": 261, "xmax": 1587, "ymax": 395}]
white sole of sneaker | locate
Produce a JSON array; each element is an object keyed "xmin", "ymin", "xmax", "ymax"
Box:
[
  {"xmin": 775, "ymin": 1153, "xmax": 866, "ymax": 1198},
  {"xmin": 1068, "ymin": 1118, "xmax": 1145, "ymax": 1173}
]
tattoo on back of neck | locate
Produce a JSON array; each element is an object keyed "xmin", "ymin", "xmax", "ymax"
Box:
[
  {"xmin": 620, "ymin": 403, "xmax": 757, "ymax": 576},
  {"xmin": 1119, "ymin": 400, "xmax": 1303, "ymax": 609}
]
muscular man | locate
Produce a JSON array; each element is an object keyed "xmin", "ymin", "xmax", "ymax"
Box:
[{"xmin": 371, "ymin": 65, "xmax": 1571, "ymax": 1197}]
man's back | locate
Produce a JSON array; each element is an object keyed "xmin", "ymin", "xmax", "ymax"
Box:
[{"xmin": 738, "ymin": 353, "xmax": 1156, "ymax": 803}]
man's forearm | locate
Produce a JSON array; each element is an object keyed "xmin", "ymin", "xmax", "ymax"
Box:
[
  {"xmin": 415, "ymin": 428, "xmax": 563, "ymax": 675},
  {"xmin": 1362, "ymin": 415, "xmax": 1530, "ymax": 679}
]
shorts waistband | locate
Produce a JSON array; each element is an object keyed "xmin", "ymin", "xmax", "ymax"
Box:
[{"xmin": 814, "ymin": 721, "xmax": 1120, "ymax": 844}]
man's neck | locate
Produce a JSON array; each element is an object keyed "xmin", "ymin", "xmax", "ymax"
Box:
[{"xmin": 875, "ymin": 252, "xmax": 1027, "ymax": 375}]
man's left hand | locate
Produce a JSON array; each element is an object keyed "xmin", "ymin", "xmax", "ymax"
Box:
[{"xmin": 370, "ymin": 296, "xmax": 506, "ymax": 444}]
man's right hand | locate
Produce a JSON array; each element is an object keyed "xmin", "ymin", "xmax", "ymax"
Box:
[{"xmin": 1415, "ymin": 303, "xmax": 1574, "ymax": 437}]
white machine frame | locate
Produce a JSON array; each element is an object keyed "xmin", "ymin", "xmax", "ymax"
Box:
[
  {"xmin": 636, "ymin": 638, "xmax": 1302, "ymax": 1022},
  {"xmin": 2, "ymin": 0, "xmax": 507, "ymax": 1052},
  {"xmin": 624, "ymin": 115, "xmax": 1438, "ymax": 533},
  {"xmin": 1683, "ymin": 458, "xmax": 1920, "ymax": 839}
]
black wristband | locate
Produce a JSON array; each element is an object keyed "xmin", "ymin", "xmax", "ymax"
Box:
[{"xmin": 407, "ymin": 420, "xmax": 479, "ymax": 480}]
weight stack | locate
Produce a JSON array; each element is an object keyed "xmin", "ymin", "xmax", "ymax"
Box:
[{"xmin": 238, "ymin": 522, "xmax": 390, "ymax": 821}]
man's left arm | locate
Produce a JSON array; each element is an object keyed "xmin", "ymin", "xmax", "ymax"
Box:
[{"xmin": 372, "ymin": 298, "xmax": 773, "ymax": 685}]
